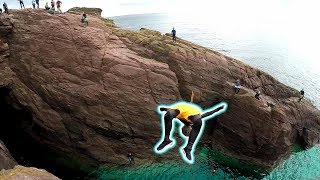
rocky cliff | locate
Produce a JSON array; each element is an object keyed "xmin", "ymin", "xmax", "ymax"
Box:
[
  {"xmin": 0, "ymin": 165, "xmax": 60, "ymax": 180},
  {"xmin": 0, "ymin": 8, "xmax": 319, "ymax": 174},
  {"xmin": 0, "ymin": 140, "xmax": 17, "ymax": 170}
]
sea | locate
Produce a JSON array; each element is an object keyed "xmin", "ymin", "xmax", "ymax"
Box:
[{"xmin": 92, "ymin": 11, "xmax": 320, "ymax": 180}]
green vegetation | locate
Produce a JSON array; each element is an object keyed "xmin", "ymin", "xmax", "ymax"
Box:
[{"xmin": 67, "ymin": 7, "xmax": 102, "ymax": 17}]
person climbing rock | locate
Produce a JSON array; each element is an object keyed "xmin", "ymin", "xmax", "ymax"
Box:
[
  {"xmin": 56, "ymin": 0, "xmax": 62, "ymax": 14},
  {"xmin": 171, "ymin": 27, "xmax": 176, "ymax": 42},
  {"xmin": 254, "ymin": 88, "xmax": 261, "ymax": 100},
  {"xmin": 36, "ymin": 0, "xmax": 39, "ymax": 8},
  {"xmin": 127, "ymin": 153, "xmax": 135, "ymax": 164},
  {"xmin": 18, "ymin": 0, "xmax": 25, "ymax": 9},
  {"xmin": 45, "ymin": 2, "xmax": 50, "ymax": 11},
  {"xmin": 299, "ymin": 89, "xmax": 304, "ymax": 102},
  {"xmin": 32, "ymin": 0, "xmax": 36, "ymax": 9},
  {"xmin": 81, "ymin": 13, "xmax": 88, "ymax": 27},
  {"xmin": 234, "ymin": 79, "xmax": 241, "ymax": 94},
  {"xmin": 155, "ymin": 91, "xmax": 227, "ymax": 162},
  {"xmin": 3, "ymin": 2, "xmax": 8, "ymax": 14}
]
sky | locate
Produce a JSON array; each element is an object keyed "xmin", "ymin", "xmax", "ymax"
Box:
[{"xmin": 0, "ymin": 0, "xmax": 295, "ymax": 17}]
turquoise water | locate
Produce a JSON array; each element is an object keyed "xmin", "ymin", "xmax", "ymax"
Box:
[
  {"xmin": 265, "ymin": 146, "xmax": 320, "ymax": 180},
  {"xmin": 93, "ymin": 145, "xmax": 320, "ymax": 179},
  {"xmin": 93, "ymin": 146, "xmax": 262, "ymax": 179}
]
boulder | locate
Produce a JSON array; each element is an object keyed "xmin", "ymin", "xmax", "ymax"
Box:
[
  {"xmin": 0, "ymin": 140, "xmax": 17, "ymax": 170},
  {"xmin": 0, "ymin": 165, "xmax": 60, "ymax": 180}
]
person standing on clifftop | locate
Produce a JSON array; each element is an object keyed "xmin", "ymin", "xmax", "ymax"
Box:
[
  {"xmin": 56, "ymin": 0, "xmax": 62, "ymax": 14},
  {"xmin": 3, "ymin": 2, "xmax": 8, "ymax": 14},
  {"xmin": 32, "ymin": 0, "xmax": 36, "ymax": 9},
  {"xmin": 299, "ymin": 89, "xmax": 304, "ymax": 102},
  {"xmin": 18, "ymin": 0, "xmax": 25, "ymax": 9},
  {"xmin": 172, "ymin": 27, "xmax": 176, "ymax": 42},
  {"xmin": 36, "ymin": 0, "xmax": 39, "ymax": 8},
  {"xmin": 51, "ymin": 0, "xmax": 55, "ymax": 12}
]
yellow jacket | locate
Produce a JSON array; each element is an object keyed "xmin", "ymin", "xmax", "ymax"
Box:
[{"xmin": 171, "ymin": 102, "xmax": 201, "ymax": 123}]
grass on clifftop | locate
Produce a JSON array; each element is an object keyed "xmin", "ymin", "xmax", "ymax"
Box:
[{"xmin": 68, "ymin": 7, "xmax": 102, "ymax": 17}]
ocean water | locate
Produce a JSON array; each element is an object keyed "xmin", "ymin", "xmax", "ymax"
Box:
[
  {"xmin": 93, "ymin": 12, "xmax": 320, "ymax": 179},
  {"xmin": 110, "ymin": 13, "xmax": 320, "ymax": 109},
  {"xmin": 92, "ymin": 145, "xmax": 320, "ymax": 180}
]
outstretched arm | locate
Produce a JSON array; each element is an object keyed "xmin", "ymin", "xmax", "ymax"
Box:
[{"xmin": 201, "ymin": 105, "xmax": 225, "ymax": 119}]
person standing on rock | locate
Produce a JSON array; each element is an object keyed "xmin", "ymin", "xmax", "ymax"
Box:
[
  {"xmin": 18, "ymin": 0, "xmax": 25, "ymax": 9},
  {"xmin": 155, "ymin": 91, "xmax": 227, "ymax": 164},
  {"xmin": 36, "ymin": 0, "xmax": 39, "ymax": 8},
  {"xmin": 254, "ymin": 88, "xmax": 261, "ymax": 100},
  {"xmin": 51, "ymin": 0, "xmax": 55, "ymax": 12},
  {"xmin": 3, "ymin": 2, "xmax": 8, "ymax": 14},
  {"xmin": 171, "ymin": 27, "xmax": 176, "ymax": 42},
  {"xmin": 234, "ymin": 79, "xmax": 241, "ymax": 94},
  {"xmin": 299, "ymin": 89, "xmax": 304, "ymax": 102},
  {"xmin": 56, "ymin": 0, "xmax": 62, "ymax": 14},
  {"xmin": 127, "ymin": 153, "xmax": 135, "ymax": 164},
  {"xmin": 32, "ymin": 0, "xmax": 36, "ymax": 9}
]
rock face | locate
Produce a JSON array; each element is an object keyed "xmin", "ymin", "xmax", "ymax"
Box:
[
  {"xmin": 0, "ymin": 165, "xmax": 60, "ymax": 180},
  {"xmin": 0, "ymin": 140, "xmax": 17, "ymax": 170},
  {"xmin": 0, "ymin": 9, "xmax": 319, "ymax": 171}
]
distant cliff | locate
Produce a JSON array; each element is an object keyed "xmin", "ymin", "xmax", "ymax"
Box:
[
  {"xmin": 67, "ymin": 7, "xmax": 102, "ymax": 17},
  {"xmin": 0, "ymin": 8, "xmax": 319, "ymax": 173}
]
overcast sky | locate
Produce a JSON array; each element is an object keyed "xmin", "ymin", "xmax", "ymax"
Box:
[
  {"xmin": 0, "ymin": 0, "xmax": 318, "ymax": 19},
  {"xmin": 1, "ymin": 0, "xmax": 319, "ymax": 67},
  {"xmin": 0, "ymin": 0, "xmax": 295, "ymax": 17},
  {"xmin": 2, "ymin": 0, "xmax": 173, "ymax": 17}
]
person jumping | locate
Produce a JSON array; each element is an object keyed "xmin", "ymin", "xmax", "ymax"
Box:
[{"xmin": 155, "ymin": 91, "xmax": 227, "ymax": 163}]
